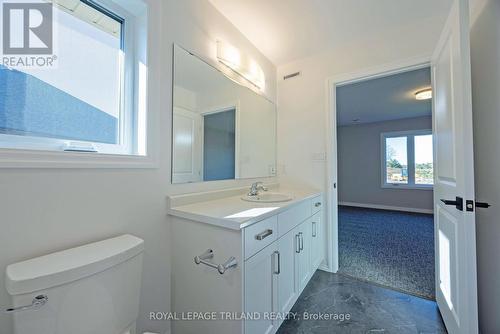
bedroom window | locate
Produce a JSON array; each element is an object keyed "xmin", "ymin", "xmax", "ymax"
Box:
[{"xmin": 381, "ymin": 130, "xmax": 433, "ymax": 189}]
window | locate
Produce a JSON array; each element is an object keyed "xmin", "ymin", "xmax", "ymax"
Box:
[
  {"xmin": 415, "ymin": 134, "xmax": 434, "ymax": 185},
  {"xmin": 385, "ymin": 136, "xmax": 408, "ymax": 184},
  {"xmin": 381, "ymin": 130, "xmax": 433, "ymax": 189},
  {"xmin": 0, "ymin": 0, "xmax": 148, "ymax": 163}
]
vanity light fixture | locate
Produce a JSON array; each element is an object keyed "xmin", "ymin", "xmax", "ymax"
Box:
[
  {"xmin": 415, "ymin": 88, "xmax": 432, "ymax": 100},
  {"xmin": 216, "ymin": 40, "xmax": 266, "ymax": 89}
]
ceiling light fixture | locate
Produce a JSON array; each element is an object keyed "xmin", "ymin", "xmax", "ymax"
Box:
[
  {"xmin": 415, "ymin": 88, "xmax": 432, "ymax": 100},
  {"xmin": 216, "ymin": 40, "xmax": 265, "ymax": 90}
]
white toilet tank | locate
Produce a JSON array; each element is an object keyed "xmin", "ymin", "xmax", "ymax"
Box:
[{"xmin": 5, "ymin": 234, "xmax": 144, "ymax": 334}]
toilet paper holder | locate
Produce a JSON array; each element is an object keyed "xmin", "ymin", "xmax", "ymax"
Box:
[{"xmin": 194, "ymin": 249, "xmax": 237, "ymax": 275}]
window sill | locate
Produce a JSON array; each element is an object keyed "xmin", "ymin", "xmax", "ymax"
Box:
[
  {"xmin": 0, "ymin": 148, "xmax": 158, "ymax": 169},
  {"xmin": 382, "ymin": 184, "xmax": 433, "ymax": 191}
]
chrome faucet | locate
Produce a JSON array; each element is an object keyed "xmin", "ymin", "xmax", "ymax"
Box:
[{"xmin": 248, "ymin": 182, "xmax": 268, "ymax": 196}]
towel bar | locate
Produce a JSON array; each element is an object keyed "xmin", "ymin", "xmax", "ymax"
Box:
[{"xmin": 194, "ymin": 249, "xmax": 237, "ymax": 275}]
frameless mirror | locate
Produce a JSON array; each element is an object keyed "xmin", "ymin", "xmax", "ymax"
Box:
[{"xmin": 172, "ymin": 45, "xmax": 277, "ymax": 184}]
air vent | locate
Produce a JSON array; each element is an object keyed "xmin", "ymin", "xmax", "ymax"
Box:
[{"xmin": 283, "ymin": 71, "xmax": 301, "ymax": 80}]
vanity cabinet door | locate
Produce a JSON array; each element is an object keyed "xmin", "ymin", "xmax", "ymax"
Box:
[
  {"xmin": 294, "ymin": 222, "xmax": 311, "ymax": 293},
  {"xmin": 244, "ymin": 244, "xmax": 278, "ymax": 334},
  {"xmin": 310, "ymin": 212, "xmax": 323, "ymax": 271},
  {"xmin": 277, "ymin": 229, "xmax": 298, "ymax": 317}
]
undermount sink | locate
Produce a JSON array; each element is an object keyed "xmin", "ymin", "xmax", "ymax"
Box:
[{"xmin": 241, "ymin": 192, "xmax": 293, "ymax": 203}]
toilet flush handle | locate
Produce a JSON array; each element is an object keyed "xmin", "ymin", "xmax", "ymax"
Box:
[{"xmin": 4, "ymin": 294, "xmax": 48, "ymax": 313}]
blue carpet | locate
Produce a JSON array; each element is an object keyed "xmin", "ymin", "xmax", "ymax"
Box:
[{"xmin": 338, "ymin": 206, "xmax": 435, "ymax": 300}]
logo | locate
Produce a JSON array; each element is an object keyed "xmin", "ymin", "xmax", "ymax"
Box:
[
  {"xmin": 1, "ymin": 1, "xmax": 56, "ymax": 68},
  {"xmin": 3, "ymin": 2, "xmax": 52, "ymax": 54}
]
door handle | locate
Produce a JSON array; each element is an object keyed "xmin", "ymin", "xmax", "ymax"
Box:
[
  {"xmin": 465, "ymin": 200, "xmax": 492, "ymax": 211},
  {"xmin": 475, "ymin": 201, "xmax": 491, "ymax": 208},
  {"xmin": 273, "ymin": 251, "xmax": 280, "ymax": 275},
  {"xmin": 255, "ymin": 229, "xmax": 273, "ymax": 240},
  {"xmin": 312, "ymin": 222, "xmax": 317, "ymax": 237},
  {"xmin": 441, "ymin": 197, "xmax": 463, "ymax": 211},
  {"xmin": 299, "ymin": 232, "xmax": 304, "ymax": 251},
  {"xmin": 295, "ymin": 234, "xmax": 300, "ymax": 253},
  {"xmin": 4, "ymin": 295, "xmax": 48, "ymax": 313}
]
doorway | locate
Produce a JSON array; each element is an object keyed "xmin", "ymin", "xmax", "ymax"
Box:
[
  {"xmin": 202, "ymin": 108, "xmax": 236, "ymax": 181},
  {"xmin": 335, "ymin": 67, "xmax": 435, "ymax": 299}
]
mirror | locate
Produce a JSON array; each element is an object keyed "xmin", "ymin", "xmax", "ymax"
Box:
[{"xmin": 172, "ymin": 45, "xmax": 277, "ymax": 184}]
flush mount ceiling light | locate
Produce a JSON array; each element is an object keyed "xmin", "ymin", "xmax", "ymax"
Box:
[
  {"xmin": 216, "ymin": 40, "xmax": 266, "ymax": 90},
  {"xmin": 415, "ymin": 88, "xmax": 432, "ymax": 100}
]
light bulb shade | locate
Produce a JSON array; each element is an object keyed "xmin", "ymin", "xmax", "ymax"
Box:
[
  {"xmin": 415, "ymin": 89, "xmax": 432, "ymax": 100},
  {"xmin": 217, "ymin": 40, "xmax": 265, "ymax": 89}
]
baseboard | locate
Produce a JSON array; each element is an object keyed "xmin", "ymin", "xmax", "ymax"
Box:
[
  {"xmin": 319, "ymin": 263, "xmax": 335, "ymax": 273},
  {"xmin": 339, "ymin": 201, "xmax": 433, "ymax": 214}
]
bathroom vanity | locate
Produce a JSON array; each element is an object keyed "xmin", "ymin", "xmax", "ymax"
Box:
[
  {"xmin": 168, "ymin": 186, "xmax": 324, "ymax": 334},
  {"xmin": 169, "ymin": 44, "xmax": 323, "ymax": 334}
]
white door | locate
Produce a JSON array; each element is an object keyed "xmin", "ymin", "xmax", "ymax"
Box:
[
  {"xmin": 294, "ymin": 223, "xmax": 311, "ymax": 293},
  {"xmin": 310, "ymin": 212, "xmax": 323, "ymax": 271},
  {"xmin": 172, "ymin": 107, "xmax": 202, "ymax": 183},
  {"xmin": 244, "ymin": 244, "xmax": 278, "ymax": 334},
  {"xmin": 431, "ymin": 0, "xmax": 478, "ymax": 333},
  {"xmin": 277, "ymin": 229, "xmax": 298, "ymax": 316}
]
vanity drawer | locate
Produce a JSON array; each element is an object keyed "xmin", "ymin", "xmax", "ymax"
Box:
[
  {"xmin": 311, "ymin": 195, "xmax": 323, "ymax": 214},
  {"xmin": 277, "ymin": 200, "xmax": 311, "ymax": 237},
  {"xmin": 244, "ymin": 216, "xmax": 278, "ymax": 260}
]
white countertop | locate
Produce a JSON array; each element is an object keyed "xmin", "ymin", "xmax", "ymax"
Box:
[{"xmin": 167, "ymin": 186, "xmax": 322, "ymax": 230}]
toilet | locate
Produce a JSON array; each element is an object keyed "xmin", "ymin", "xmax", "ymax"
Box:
[{"xmin": 5, "ymin": 234, "xmax": 144, "ymax": 334}]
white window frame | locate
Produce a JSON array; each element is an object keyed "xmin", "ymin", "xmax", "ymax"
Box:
[
  {"xmin": 381, "ymin": 129, "xmax": 433, "ymax": 190},
  {"xmin": 0, "ymin": 0, "xmax": 154, "ymax": 168}
]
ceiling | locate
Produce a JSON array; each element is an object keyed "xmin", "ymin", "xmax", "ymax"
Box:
[
  {"xmin": 336, "ymin": 67, "xmax": 432, "ymax": 126},
  {"xmin": 209, "ymin": 0, "xmax": 453, "ymax": 66}
]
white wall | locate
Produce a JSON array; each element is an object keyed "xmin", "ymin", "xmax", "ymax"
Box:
[
  {"xmin": 470, "ymin": 0, "xmax": 500, "ymax": 332},
  {"xmin": 338, "ymin": 117, "xmax": 433, "ymax": 212},
  {"xmin": 275, "ymin": 15, "xmax": 444, "ymax": 272},
  {"xmin": 276, "ymin": 20, "xmax": 445, "ymax": 192},
  {"xmin": 0, "ymin": 1, "xmax": 276, "ymax": 334}
]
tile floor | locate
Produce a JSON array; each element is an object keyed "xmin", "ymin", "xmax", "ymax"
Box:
[{"xmin": 277, "ymin": 271, "xmax": 447, "ymax": 334}]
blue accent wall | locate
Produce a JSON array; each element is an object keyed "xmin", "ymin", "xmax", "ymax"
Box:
[
  {"xmin": 0, "ymin": 65, "xmax": 118, "ymax": 144},
  {"xmin": 203, "ymin": 109, "xmax": 236, "ymax": 181}
]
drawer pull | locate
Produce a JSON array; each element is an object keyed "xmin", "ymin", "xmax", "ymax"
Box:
[
  {"xmin": 255, "ymin": 229, "xmax": 273, "ymax": 240},
  {"xmin": 273, "ymin": 251, "xmax": 281, "ymax": 275},
  {"xmin": 315, "ymin": 202, "xmax": 322, "ymax": 207}
]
